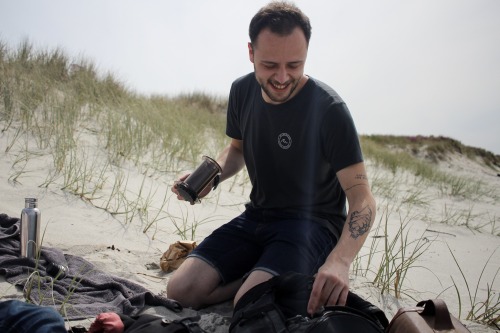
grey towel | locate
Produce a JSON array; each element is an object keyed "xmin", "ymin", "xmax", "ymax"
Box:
[{"xmin": 0, "ymin": 213, "xmax": 181, "ymax": 320}]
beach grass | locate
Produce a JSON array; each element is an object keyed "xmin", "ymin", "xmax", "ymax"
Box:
[
  {"xmin": 1, "ymin": 39, "xmax": 499, "ymax": 327},
  {"xmin": 448, "ymin": 245, "xmax": 500, "ymax": 326}
]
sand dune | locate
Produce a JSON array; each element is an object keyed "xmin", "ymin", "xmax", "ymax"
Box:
[{"xmin": 0, "ymin": 126, "xmax": 498, "ymax": 332}]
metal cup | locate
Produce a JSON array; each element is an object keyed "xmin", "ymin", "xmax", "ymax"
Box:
[{"xmin": 176, "ymin": 156, "xmax": 222, "ymax": 204}]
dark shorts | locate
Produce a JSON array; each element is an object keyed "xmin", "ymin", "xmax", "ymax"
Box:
[{"xmin": 188, "ymin": 209, "xmax": 340, "ymax": 284}]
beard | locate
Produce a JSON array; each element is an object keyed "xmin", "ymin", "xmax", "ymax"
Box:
[
  {"xmin": 255, "ymin": 70, "xmax": 302, "ymax": 104},
  {"xmin": 260, "ymin": 80, "xmax": 299, "ymax": 103}
]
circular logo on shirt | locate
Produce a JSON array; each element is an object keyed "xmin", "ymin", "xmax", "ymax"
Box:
[{"xmin": 278, "ymin": 133, "xmax": 292, "ymax": 149}]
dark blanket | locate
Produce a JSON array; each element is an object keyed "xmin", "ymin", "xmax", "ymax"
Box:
[{"xmin": 0, "ymin": 213, "xmax": 181, "ymax": 320}]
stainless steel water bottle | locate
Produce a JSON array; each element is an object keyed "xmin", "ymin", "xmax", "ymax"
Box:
[{"xmin": 20, "ymin": 197, "xmax": 41, "ymax": 259}]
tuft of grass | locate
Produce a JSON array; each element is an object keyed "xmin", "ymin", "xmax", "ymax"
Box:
[
  {"xmin": 448, "ymin": 245, "xmax": 499, "ymax": 326},
  {"xmin": 353, "ymin": 203, "xmax": 435, "ymax": 299},
  {"xmin": 372, "ymin": 208, "xmax": 434, "ymax": 298},
  {"xmin": 167, "ymin": 202, "xmax": 225, "ymax": 241}
]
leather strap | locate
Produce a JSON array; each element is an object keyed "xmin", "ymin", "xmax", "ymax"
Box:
[
  {"xmin": 417, "ymin": 299, "xmax": 454, "ymax": 330},
  {"xmin": 212, "ymin": 174, "xmax": 220, "ymax": 190}
]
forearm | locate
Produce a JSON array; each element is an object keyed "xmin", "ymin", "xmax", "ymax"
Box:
[
  {"xmin": 327, "ymin": 190, "xmax": 376, "ymax": 266},
  {"xmin": 308, "ymin": 162, "xmax": 375, "ymax": 312},
  {"xmin": 215, "ymin": 139, "xmax": 245, "ymax": 183}
]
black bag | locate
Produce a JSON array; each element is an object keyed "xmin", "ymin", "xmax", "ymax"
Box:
[
  {"xmin": 287, "ymin": 306, "xmax": 387, "ymax": 333},
  {"xmin": 229, "ymin": 272, "xmax": 388, "ymax": 333},
  {"xmin": 120, "ymin": 313, "xmax": 206, "ymax": 333}
]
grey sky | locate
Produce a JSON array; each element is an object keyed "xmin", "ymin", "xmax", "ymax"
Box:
[{"xmin": 1, "ymin": 0, "xmax": 499, "ymax": 154}]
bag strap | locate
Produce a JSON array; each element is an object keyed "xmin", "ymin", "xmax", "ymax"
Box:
[{"xmin": 417, "ymin": 299, "xmax": 454, "ymax": 330}]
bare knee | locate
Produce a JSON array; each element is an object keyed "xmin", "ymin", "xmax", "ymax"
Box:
[
  {"xmin": 167, "ymin": 270, "xmax": 204, "ymax": 309},
  {"xmin": 166, "ymin": 258, "xmax": 221, "ymax": 309}
]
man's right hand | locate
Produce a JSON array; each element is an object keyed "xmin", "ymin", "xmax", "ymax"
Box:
[
  {"xmin": 172, "ymin": 139, "xmax": 244, "ymax": 204},
  {"xmin": 171, "ymin": 173, "xmax": 215, "ymax": 204},
  {"xmin": 171, "ymin": 173, "xmax": 191, "ymax": 202}
]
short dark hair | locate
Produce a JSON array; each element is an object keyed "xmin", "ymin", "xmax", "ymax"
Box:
[{"xmin": 249, "ymin": 1, "xmax": 312, "ymax": 46}]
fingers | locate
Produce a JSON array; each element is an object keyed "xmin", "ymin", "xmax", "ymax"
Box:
[
  {"xmin": 171, "ymin": 181, "xmax": 187, "ymax": 202},
  {"xmin": 172, "ymin": 170, "xmax": 221, "ymax": 204},
  {"xmin": 171, "ymin": 181, "xmax": 180, "ymax": 195},
  {"xmin": 307, "ymin": 274, "xmax": 349, "ymax": 315},
  {"xmin": 337, "ymin": 288, "xmax": 348, "ymax": 306},
  {"xmin": 327, "ymin": 284, "xmax": 343, "ymax": 306},
  {"xmin": 171, "ymin": 174, "xmax": 191, "ymax": 201},
  {"xmin": 307, "ymin": 275, "xmax": 327, "ymax": 315},
  {"xmin": 171, "ymin": 173, "xmax": 212, "ymax": 205}
]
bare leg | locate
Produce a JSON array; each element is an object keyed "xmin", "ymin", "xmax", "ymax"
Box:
[
  {"xmin": 167, "ymin": 257, "xmax": 242, "ymax": 309},
  {"xmin": 233, "ymin": 270, "xmax": 274, "ymax": 307}
]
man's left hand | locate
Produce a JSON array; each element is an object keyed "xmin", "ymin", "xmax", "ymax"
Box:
[{"xmin": 307, "ymin": 259, "xmax": 350, "ymax": 315}]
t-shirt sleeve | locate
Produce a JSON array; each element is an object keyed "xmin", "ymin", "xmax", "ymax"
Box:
[
  {"xmin": 321, "ymin": 102, "xmax": 363, "ymax": 173},
  {"xmin": 226, "ymin": 81, "xmax": 242, "ymax": 140}
]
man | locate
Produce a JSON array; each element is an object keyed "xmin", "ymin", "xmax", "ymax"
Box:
[{"xmin": 168, "ymin": 1, "xmax": 376, "ymax": 316}]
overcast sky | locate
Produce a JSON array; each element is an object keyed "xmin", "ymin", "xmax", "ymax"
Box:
[{"xmin": 1, "ymin": 0, "xmax": 499, "ymax": 154}]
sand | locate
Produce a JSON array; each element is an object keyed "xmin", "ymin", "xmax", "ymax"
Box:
[{"xmin": 0, "ymin": 130, "xmax": 498, "ymax": 332}]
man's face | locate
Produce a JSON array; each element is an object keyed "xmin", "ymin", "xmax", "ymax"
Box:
[{"xmin": 249, "ymin": 27, "xmax": 308, "ymax": 104}]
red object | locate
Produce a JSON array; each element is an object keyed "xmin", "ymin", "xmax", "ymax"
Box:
[{"xmin": 88, "ymin": 312, "xmax": 125, "ymax": 333}]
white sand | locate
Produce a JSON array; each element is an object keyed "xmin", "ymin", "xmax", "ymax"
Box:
[{"xmin": 0, "ymin": 129, "xmax": 498, "ymax": 332}]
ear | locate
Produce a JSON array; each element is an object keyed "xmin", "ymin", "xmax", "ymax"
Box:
[{"xmin": 248, "ymin": 42, "xmax": 254, "ymax": 63}]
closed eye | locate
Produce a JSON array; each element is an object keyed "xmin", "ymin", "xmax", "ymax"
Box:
[
  {"xmin": 260, "ymin": 61, "xmax": 303, "ymax": 70},
  {"xmin": 287, "ymin": 62, "xmax": 302, "ymax": 69},
  {"xmin": 262, "ymin": 62, "xmax": 277, "ymax": 69}
]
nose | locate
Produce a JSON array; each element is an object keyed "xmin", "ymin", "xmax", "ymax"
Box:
[{"xmin": 275, "ymin": 65, "xmax": 288, "ymax": 84}]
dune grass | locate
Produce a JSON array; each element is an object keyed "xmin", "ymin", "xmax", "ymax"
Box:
[
  {"xmin": 1, "ymin": 38, "xmax": 228, "ymax": 234},
  {"xmin": 1, "ymin": 39, "xmax": 499, "ymax": 326},
  {"xmin": 352, "ymin": 202, "xmax": 435, "ymax": 299},
  {"xmin": 360, "ymin": 134, "xmax": 500, "ymax": 170},
  {"xmin": 448, "ymin": 245, "xmax": 500, "ymax": 326}
]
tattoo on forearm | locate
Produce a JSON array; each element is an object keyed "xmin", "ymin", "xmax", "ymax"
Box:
[
  {"xmin": 345, "ymin": 174, "xmax": 368, "ymax": 192},
  {"xmin": 355, "ymin": 174, "xmax": 367, "ymax": 180},
  {"xmin": 345, "ymin": 183, "xmax": 367, "ymax": 192},
  {"xmin": 348, "ymin": 206, "xmax": 372, "ymax": 239}
]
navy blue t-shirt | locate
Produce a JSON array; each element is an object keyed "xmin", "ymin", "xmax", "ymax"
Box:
[{"xmin": 226, "ymin": 73, "xmax": 363, "ymax": 225}]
